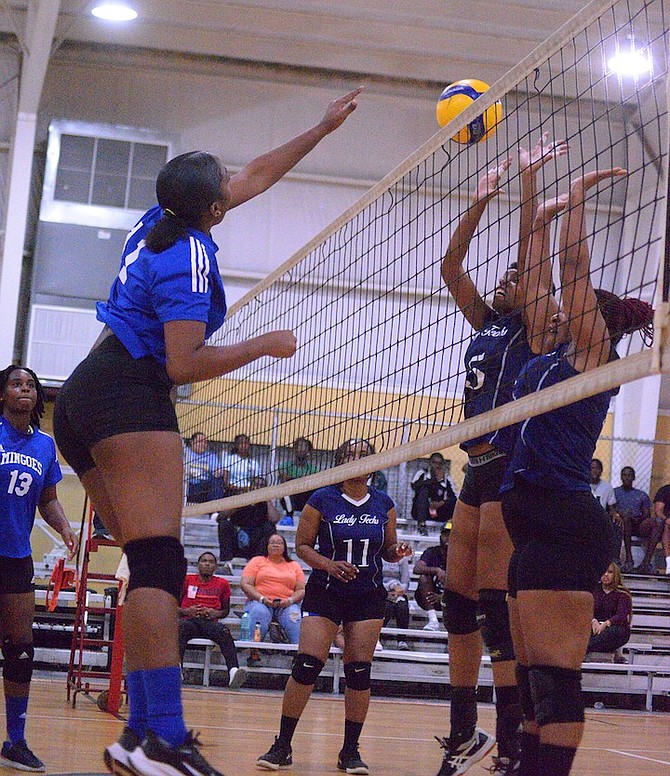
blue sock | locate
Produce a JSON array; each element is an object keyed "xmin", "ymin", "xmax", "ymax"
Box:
[
  {"xmin": 5, "ymin": 696, "xmax": 28, "ymax": 744},
  {"xmin": 143, "ymin": 666, "xmax": 187, "ymax": 747},
  {"xmin": 126, "ymin": 670, "xmax": 148, "ymax": 738}
]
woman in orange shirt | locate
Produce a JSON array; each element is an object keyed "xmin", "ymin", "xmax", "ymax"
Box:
[{"xmin": 240, "ymin": 533, "xmax": 306, "ymax": 643}]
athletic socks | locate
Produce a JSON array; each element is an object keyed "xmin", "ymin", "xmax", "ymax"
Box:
[
  {"xmin": 518, "ymin": 730, "xmax": 539, "ymax": 775},
  {"xmin": 126, "ymin": 670, "xmax": 148, "ymax": 738},
  {"xmin": 343, "ymin": 719, "xmax": 364, "ymax": 752},
  {"xmin": 5, "ymin": 695, "xmax": 28, "ymax": 744},
  {"xmin": 278, "ymin": 714, "xmax": 299, "ymax": 745},
  {"xmin": 143, "ymin": 666, "xmax": 188, "ymax": 747},
  {"xmin": 427, "ymin": 609, "xmax": 439, "ymax": 625},
  {"xmin": 536, "ymin": 742, "xmax": 577, "ymax": 776},
  {"xmin": 449, "ymin": 686, "xmax": 478, "ymax": 741}
]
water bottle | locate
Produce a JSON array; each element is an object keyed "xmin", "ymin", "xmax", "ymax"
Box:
[
  {"xmin": 239, "ymin": 611, "xmax": 251, "ymax": 641},
  {"xmin": 253, "ymin": 622, "xmax": 262, "ymax": 642}
]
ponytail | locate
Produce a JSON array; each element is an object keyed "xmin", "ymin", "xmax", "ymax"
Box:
[{"xmin": 145, "ymin": 210, "xmax": 189, "ymax": 253}]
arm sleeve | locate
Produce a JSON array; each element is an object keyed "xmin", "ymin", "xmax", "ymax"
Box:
[
  {"xmin": 605, "ymin": 486, "xmax": 617, "ymax": 507},
  {"xmin": 151, "ymin": 240, "xmax": 212, "ymax": 324},
  {"xmin": 241, "ymin": 555, "xmax": 262, "ymax": 581},
  {"xmin": 218, "ymin": 578, "xmax": 231, "ymax": 607}
]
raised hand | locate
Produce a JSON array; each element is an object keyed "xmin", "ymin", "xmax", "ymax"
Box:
[
  {"xmin": 319, "ymin": 87, "xmax": 364, "ymax": 133},
  {"xmin": 519, "ymin": 131, "xmax": 569, "ymax": 175},
  {"xmin": 570, "ymin": 167, "xmax": 627, "ymax": 199},
  {"xmin": 474, "ymin": 158, "xmax": 512, "ymax": 202},
  {"xmin": 536, "ymin": 192, "xmax": 570, "ymax": 223},
  {"xmin": 261, "ymin": 330, "xmax": 297, "ymax": 359}
]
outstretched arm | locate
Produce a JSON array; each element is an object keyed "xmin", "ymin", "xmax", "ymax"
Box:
[
  {"xmin": 228, "ymin": 88, "xmax": 363, "ymax": 208},
  {"xmin": 559, "ymin": 168, "xmax": 627, "ymax": 372},
  {"xmin": 441, "ymin": 159, "xmax": 511, "ymax": 330}
]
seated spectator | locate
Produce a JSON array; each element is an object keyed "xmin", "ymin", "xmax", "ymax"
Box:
[
  {"xmin": 414, "ymin": 527, "xmax": 449, "ymax": 631},
  {"xmin": 652, "ymin": 482, "xmax": 670, "ymax": 575},
  {"xmin": 217, "ymin": 476, "xmax": 280, "ymax": 564},
  {"xmin": 184, "ymin": 432, "xmax": 224, "ymax": 504},
  {"xmin": 411, "ymin": 453, "xmax": 457, "ymax": 536},
  {"xmin": 590, "ymin": 458, "xmax": 622, "ymax": 562},
  {"xmin": 616, "ymin": 466, "xmax": 663, "ymax": 574},
  {"xmin": 178, "ymin": 552, "xmax": 247, "ymax": 688},
  {"xmin": 240, "ymin": 533, "xmax": 306, "ymax": 644},
  {"xmin": 382, "ymin": 556, "xmax": 411, "ymax": 650},
  {"xmin": 278, "ymin": 437, "xmax": 319, "ymax": 521},
  {"xmin": 220, "ymin": 433, "xmax": 261, "ymax": 494},
  {"xmin": 587, "ymin": 563, "xmax": 632, "ymax": 655}
]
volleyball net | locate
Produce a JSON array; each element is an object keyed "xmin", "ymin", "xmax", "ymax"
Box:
[{"xmin": 178, "ymin": 0, "xmax": 669, "ymax": 515}]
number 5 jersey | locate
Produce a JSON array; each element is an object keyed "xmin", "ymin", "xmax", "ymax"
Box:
[{"xmin": 306, "ymin": 485, "xmax": 395, "ymax": 595}]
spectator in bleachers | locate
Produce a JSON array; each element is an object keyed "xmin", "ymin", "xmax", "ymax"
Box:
[
  {"xmin": 217, "ymin": 476, "xmax": 280, "ymax": 565},
  {"xmin": 382, "ymin": 557, "xmax": 411, "ymax": 649},
  {"xmin": 240, "ymin": 533, "xmax": 306, "ymax": 644},
  {"xmin": 178, "ymin": 551, "xmax": 247, "ymax": 689},
  {"xmin": 590, "ymin": 458, "xmax": 622, "ymax": 562},
  {"xmin": 587, "ymin": 563, "xmax": 632, "ymax": 655},
  {"xmin": 183, "ymin": 432, "xmax": 224, "ymax": 504},
  {"xmin": 652, "ymin": 483, "xmax": 670, "ymax": 575},
  {"xmin": 278, "ymin": 437, "xmax": 319, "ymax": 522},
  {"xmin": 414, "ymin": 526, "xmax": 449, "ymax": 631},
  {"xmin": 616, "ymin": 466, "xmax": 663, "ymax": 575},
  {"xmin": 410, "ymin": 453, "xmax": 457, "ymax": 536},
  {"xmin": 220, "ymin": 433, "xmax": 261, "ymax": 494}
]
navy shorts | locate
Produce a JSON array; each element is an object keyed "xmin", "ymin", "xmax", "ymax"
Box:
[
  {"xmin": 54, "ymin": 334, "xmax": 178, "ymax": 477},
  {"xmin": 502, "ymin": 480, "xmax": 614, "ymax": 596},
  {"xmin": 458, "ymin": 452, "xmax": 508, "ymax": 508},
  {"xmin": 0, "ymin": 556, "xmax": 34, "ymax": 594},
  {"xmin": 302, "ymin": 582, "xmax": 386, "ymax": 625}
]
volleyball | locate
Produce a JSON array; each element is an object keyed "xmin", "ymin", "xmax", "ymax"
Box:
[{"xmin": 436, "ymin": 79, "xmax": 503, "ymax": 144}]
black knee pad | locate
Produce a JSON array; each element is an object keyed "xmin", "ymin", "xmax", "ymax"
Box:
[
  {"xmin": 515, "ymin": 664, "xmax": 535, "ymax": 722},
  {"xmin": 528, "ymin": 665, "xmax": 584, "ymax": 726},
  {"xmin": 2, "ymin": 639, "xmax": 34, "ymax": 684},
  {"xmin": 291, "ymin": 653, "xmax": 324, "ymax": 686},
  {"xmin": 442, "ymin": 590, "xmax": 479, "ymax": 635},
  {"xmin": 477, "ymin": 589, "xmax": 515, "ymax": 663},
  {"xmin": 124, "ymin": 536, "xmax": 186, "ymax": 602},
  {"xmin": 344, "ymin": 661, "xmax": 372, "ymax": 691}
]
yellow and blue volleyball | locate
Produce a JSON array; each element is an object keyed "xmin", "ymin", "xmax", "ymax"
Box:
[{"xmin": 436, "ymin": 79, "xmax": 503, "ymax": 144}]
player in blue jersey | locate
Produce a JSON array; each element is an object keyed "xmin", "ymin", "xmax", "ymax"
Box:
[
  {"xmin": 500, "ymin": 169, "xmax": 654, "ymax": 776},
  {"xmin": 257, "ymin": 439, "xmax": 412, "ymax": 775},
  {"xmin": 434, "ymin": 135, "xmax": 569, "ymax": 776},
  {"xmin": 52, "ymin": 88, "xmax": 363, "ymax": 776},
  {"xmin": 0, "ymin": 366, "xmax": 77, "ymax": 773}
]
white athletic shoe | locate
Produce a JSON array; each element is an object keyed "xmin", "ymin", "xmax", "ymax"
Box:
[
  {"xmin": 228, "ymin": 666, "xmax": 248, "ymax": 689},
  {"xmin": 423, "ymin": 620, "xmax": 442, "ymax": 632}
]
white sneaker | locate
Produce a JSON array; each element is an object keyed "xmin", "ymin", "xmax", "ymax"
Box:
[
  {"xmin": 423, "ymin": 620, "xmax": 441, "ymax": 631},
  {"xmin": 228, "ymin": 666, "xmax": 247, "ymax": 689},
  {"xmin": 219, "ymin": 561, "xmax": 234, "ymax": 575},
  {"xmin": 397, "ymin": 641, "xmax": 409, "ymax": 651},
  {"xmin": 375, "ymin": 640, "xmax": 383, "ymax": 652}
]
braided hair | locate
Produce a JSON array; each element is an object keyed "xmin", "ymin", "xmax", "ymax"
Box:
[
  {"xmin": 594, "ymin": 289, "xmax": 654, "ymax": 346},
  {"xmin": 145, "ymin": 151, "xmax": 226, "ymax": 253},
  {"xmin": 0, "ymin": 365, "xmax": 45, "ymax": 428}
]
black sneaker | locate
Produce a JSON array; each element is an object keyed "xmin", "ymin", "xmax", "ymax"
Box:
[
  {"xmin": 0, "ymin": 740, "xmax": 45, "ymax": 773},
  {"xmin": 337, "ymin": 748, "xmax": 369, "ymax": 774},
  {"xmin": 128, "ymin": 730, "xmax": 225, "ymax": 776},
  {"xmin": 256, "ymin": 737, "xmax": 292, "ymax": 770},
  {"xmin": 487, "ymin": 755, "xmax": 520, "ymax": 774},
  {"xmin": 434, "ymin": 728, "xmax": 496, "ymax": 776},
  {"xmin": 104, "ymin": 726, "xmax": 142, "ymax": 776}
]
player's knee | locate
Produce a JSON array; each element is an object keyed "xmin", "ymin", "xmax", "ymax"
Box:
[
  {"xmin": 528, "ymin": 665, "xmax": 583, "ymax": 726},
  {"xmin": 477, "ymin": 588, "xmax": 515, "ymax": 662},
  {"xmin": 291, "ymin": 653, "xmax": 324, "ymax": 685},
  {"xmin": 124, "ymin": 536, "xmax": 186, "ymax": 602},
  {"xmin": 2, "ymin": 638, "xmax": 34, "ymax": 685},
  {"xmin": 344, "ymin": 661, "xmax": 372, "ymax": 691},
  {"xmin": 442, "ymin": 589, "xmax": 479, "ymax": 635}
]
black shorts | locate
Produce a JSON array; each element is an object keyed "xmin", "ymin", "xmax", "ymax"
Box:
[
  {"xmin": 301, "ymin": 582, "xmax": 386, "ymax": 625},
  {"xmin": 0, "ymin": 556, "xmax": 34, "ymax": 594},
  {"xmin": 501, "ymin": 480, "xmax": 614, "ymax": 595},
  {"xmin": 458, "ymin": 451, "xmax": 508, "ymax": 508},
  {"xmin": 53, "ymin": 334, "xmax": 178, "ymax": 477}
]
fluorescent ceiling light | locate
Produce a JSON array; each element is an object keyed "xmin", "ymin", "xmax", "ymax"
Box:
[
  {"xmin": 608, "ymin": 44, "xmax": 653, "ymax": 77},
  {"xmin": 91, "ymin": 3, "xmax": 138, "ymax": 21}
]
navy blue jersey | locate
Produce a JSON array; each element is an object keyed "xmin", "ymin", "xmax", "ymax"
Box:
[
  {"xmin": 306, "ymin": 485, "xmax": 394, "ymax": 594},
  {"xmin": 97, "ymin": 205, "xmax": 227, "ymax": 364},
  {"xmin": 501, "ymin": 343, "xmax": 618, "ymax": 493},
  {"xmin": 0, "ymin": 418, "xmax": 62, "ymax": 558},
  {"xmin": 461, "ymin": 309, "xmax": 532, "ymax": 453}
]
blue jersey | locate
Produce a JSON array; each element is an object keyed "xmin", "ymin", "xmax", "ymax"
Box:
[
  {"xmin": 306, "ymin": 485, "xmax": 394, "ymax": 594},
  {"xmin": 97, "ymin": 205, "xmax": 227, "ymax": 364},
  {"xmin": 0, "ymin": 418, "xmax": 62, "ymax": 558},
  {"xmin": 501, "ymin": 343, "xmax": 618, "ymax": 493},
  {"xmin": 461, "ymin": 309, "xmax": 532, "ymax": 453}
]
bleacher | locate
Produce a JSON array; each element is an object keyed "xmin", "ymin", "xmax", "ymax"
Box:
[{"xmin": 179, "ymin": 512, "xmax": 670, "ymax": 710}]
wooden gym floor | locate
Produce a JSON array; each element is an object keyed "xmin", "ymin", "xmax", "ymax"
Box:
[{"xmin": 23, "ymin": 678, "xmax": 670, "ymax": 776}]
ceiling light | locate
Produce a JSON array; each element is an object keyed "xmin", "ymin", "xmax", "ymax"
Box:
[
  {"xmin": 91, "ymin": 3, "xmax": 138, "ymax": 21},
  {"xmin": 607, "ymin": 42, "xmax": 653, "ymax": 77}
]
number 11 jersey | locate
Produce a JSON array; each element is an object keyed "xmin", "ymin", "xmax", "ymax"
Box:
[{"xmin": 307, "ymin": 485, "xmax": 394, "ymax": 595}]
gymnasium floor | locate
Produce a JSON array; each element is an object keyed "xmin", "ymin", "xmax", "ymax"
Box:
[{"xmin": 24, "ymin": 677, "xmax": 670, "ymax": 776}]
